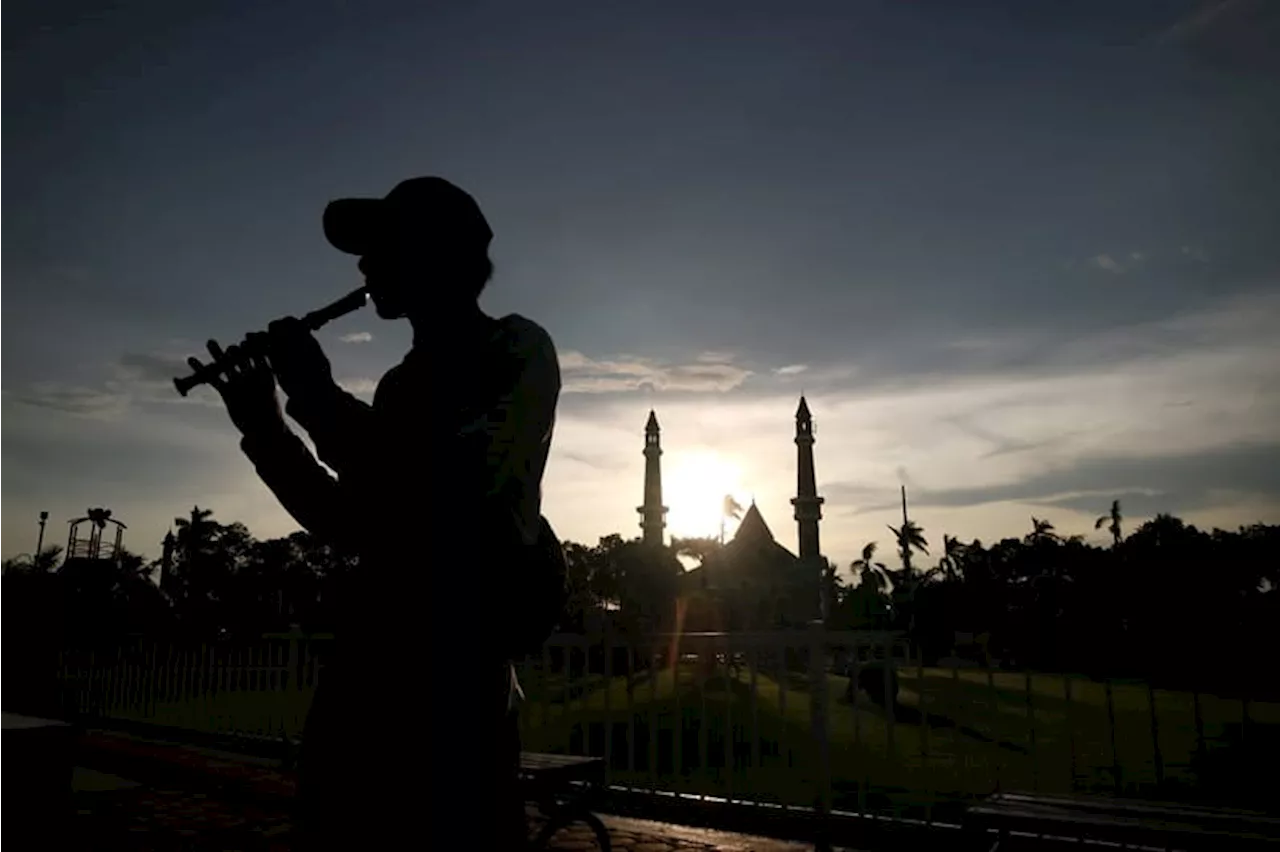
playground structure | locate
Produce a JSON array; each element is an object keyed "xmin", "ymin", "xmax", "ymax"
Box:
[{"xmin": 65, "ymin": 508, "xmax": 126, "ymax": 564}]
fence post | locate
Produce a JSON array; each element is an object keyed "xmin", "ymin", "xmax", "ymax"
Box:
[
  {"xmin": 885, "ymin": 635, "xmax": 898, "ymax": 763},
  {"xmin": 604, "ymin": 627, "xmax": 614, "ymax": 787},
  {"xmin": 1105, "ymin": 680, "xmax": 1122, "ymax": 794},
  {"xmin": 1148, "ymin": 682, "xmax": 1165, "ymax": 789},
  {"xmin": 287, "ymin": 626, "xmax": 302, "ymax": 693},
  {"xmin": 808, "ymin": 620, "xmax": 832, "ymax": 852}
]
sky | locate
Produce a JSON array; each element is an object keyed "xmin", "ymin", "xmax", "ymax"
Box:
[{"xmin": 4, "ymin": 0, "xmax": 1279, "ymax": 576}]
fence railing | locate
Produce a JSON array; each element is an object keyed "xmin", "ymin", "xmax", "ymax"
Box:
[
  {"xmin": 57, "ymin": 632, "xmax": 334, "ymax": 743},
  {"xmin": 57, "ymin": 625, "xmax": 1275, "ymax": 826}
]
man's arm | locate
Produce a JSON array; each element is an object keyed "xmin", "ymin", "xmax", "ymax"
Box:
[
  {"xmin": 239, "ymin": 425, "xmax": 353, "ymax": 548},
  {"xmin": 457, "ymin": 320, "xmax": 561, "ymax": 543},
  {"xmin": 281, "ymin": 384, "xmax": 378, "ymax": 479}
]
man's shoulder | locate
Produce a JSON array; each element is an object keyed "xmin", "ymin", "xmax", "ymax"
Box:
[{"xmin": 496, "ymin": 314, "xmax": 557, "ymax": 360}]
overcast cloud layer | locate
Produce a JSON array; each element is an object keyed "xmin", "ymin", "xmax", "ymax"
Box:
[{"xmin": 5, "ymin": 0, "xmax": 1279, "ymax": 573}]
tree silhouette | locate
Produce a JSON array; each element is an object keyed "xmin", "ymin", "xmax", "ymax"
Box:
[
  {"xmin": 45, "ymin": 544, "xmax": 169, "ymax": 643},
  {"xmin": 1026, "ymin": 516, "xmax": 1061, "ymax": 546},
  {"xmin": 1094, "ymin": 499, "xmax": 1124, "ymax": 547},
  {"xmin": 670, "ymin": 536, "xmax": 723, "ymax": 568},
  {"xmin": 838, "ymin": 543, "xmax": 891, "ymax": 630},
  {"xmin": 174, "ymin": 506, "xmax": 214, "ymax": 549},
  {"xmin": 851, "ymin": 541, "xmax": 889, "ymax": 591},
  {"xmin": 821, "ymin": 557, "xmax": 843, "ymax": 623},
  {"xmin": 5, "ymin": 497, "xmax": 1276, "ymax": 704},
  {"xmin": 2, "ymin": 546, "xmax": 64, "ymax": 576},
  {"xmin": 165, "ymin": 506, "xmax": 254, "ymax": 637},
  {"xmin": 887, "ymin": 520, "xmax": 929, "ymax": 574},
  {"xmin": 936, "ymin": 534, "xmax": 965, "ymax": 582},
  {"xmin": 591, "ymin": 536, "xmax": 682, "ymax": 637}
]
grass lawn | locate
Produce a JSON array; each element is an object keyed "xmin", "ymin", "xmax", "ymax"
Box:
[{"xmin": 515, "ymin": 660, "xmax": 1279, "ymax": 816}]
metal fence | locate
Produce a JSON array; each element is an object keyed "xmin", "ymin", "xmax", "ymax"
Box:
[
  {"xmin": 57, "ymin": 625, "xmax": 1274, "ymax": 827},
  {"xmin": 57, "ymin": 632, "xmax": 332, "ymax": 743}
]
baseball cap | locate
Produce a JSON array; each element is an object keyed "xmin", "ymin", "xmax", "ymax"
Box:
[{"xmin": 322, "ymin": 176, "xmax": 493, "ymax": 257}]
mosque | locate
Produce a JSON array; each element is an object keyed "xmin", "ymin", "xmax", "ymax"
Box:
[{"xmin": 635, "ymin": 398, "xmax": 826, "ymax": 632}]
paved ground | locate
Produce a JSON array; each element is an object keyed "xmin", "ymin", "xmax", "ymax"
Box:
[
  {"xmin": 69, "ymin": 733, "xmax": 828, "ymax": 851},
  {"xmin": 72, "ymin": 774, "xmax": 293, "ymax": 851},
  {"xmin": 70, "ymin": 772, "xmax": 820, "ymax": 850}
]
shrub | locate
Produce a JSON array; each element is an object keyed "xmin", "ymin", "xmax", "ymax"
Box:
[{"xmin": 846, "ymin": 661, "xmax": 900, "ymax": 708}]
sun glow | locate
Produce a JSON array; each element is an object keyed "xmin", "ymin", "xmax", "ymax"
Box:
[{"xmin": 663, "ymin": 450, "xmax": 746, "ymax": 540}]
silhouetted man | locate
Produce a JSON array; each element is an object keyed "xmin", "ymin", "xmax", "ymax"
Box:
[{"xmin": 193, "ymin": 176, "xmax": 560, "ymax": 849}]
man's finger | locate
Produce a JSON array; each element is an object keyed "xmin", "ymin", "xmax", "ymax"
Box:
[
  {"xmin": 224, "ymin": 344, "xmax": 245, "ymax": 379},
  {"xmin": 245, "ymin": 331, "xmax": 270, "ymax": 352},
  {"xmin": 188, "ymin": 356, "xmax": 226, "ymax": 392},
  {"xmin": 266, "ymin": 317, "xmax": 311, "ymax": 352},
  {"xmin": 249, "ymin": 351, "xmax": 274, "ymax": 379}
]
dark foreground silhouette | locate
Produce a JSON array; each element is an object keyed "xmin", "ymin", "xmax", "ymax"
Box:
[{"xmin": 187, "ymin": 176, "xmax": 566, "ymax": 849}]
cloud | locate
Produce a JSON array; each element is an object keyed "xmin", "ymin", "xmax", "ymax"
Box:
[
  {"xmin": 5, "ymin": 346, "xmax": 248, "ymax": 420},
  {"xmin": 539, "ymin": 289, "xmax": 1280, "ymax": 562},
  {"xmin": 337, "ymin": 378, "xmax": 377, "ymax": 398},
  {"xmin": 339, "ymin": 331, "xmax": 373, "ymax": 344},
  {"xmin": 116, "ymin": 351, "xmax": 193, "ymax": 390},
  {"xmin": 1181, "ymin": 244, "xmax": 1211, "ymax": 262},
  {"xmin": 1088, "ymin": 250, "xmax": 1159, "ymax": 274},
  {"xmin": 112, "ymin": 351, "xmax": 223, "ymax": 408},
  {"xmin": 1091, "ymin": 250, "xmax": 1150, "ymax": 274},
  {"xmin": 1092, "ymin": 253, "xmax": 1123, "ymax": 273},
  {"xmin": 559, "ymin": 350, "xmax": 752, "ymax": 394},
  {"xmin": 891, "ymin": 441, "xmax": 1280, "ymax": 517},
  {"xmin": 4, "ymin": 384, "xmax": 128, "ymax": 419},
  {"xmin": 7, "ymin": 289, "xmax": 1277, "ymax": 568},
  {"xmin": 557, "ymin": 450, "xmax": 629, "ymax": 471},
  {"xmin": 941, "ymin": 415, "xmax": 1078, "ymax": 461},
  {"xmin": 775, "ymin": 364, "xmax": 808, "ymax": 376}
]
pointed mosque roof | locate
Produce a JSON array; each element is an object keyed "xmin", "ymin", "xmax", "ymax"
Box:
[
  {"xmin": 796, "ymin": 396, "xmax": 812, "ymax": 421},
  {"xmin": 645, "ymin": 409, "xmax": 660, "ymax": 432},
  {"xmin": 715, "ymin": 500, "xmax": 798, "ymax": 564},
  {"xmin": 734, "ymin": 502, "xmax": 775, "ymax": 546}
]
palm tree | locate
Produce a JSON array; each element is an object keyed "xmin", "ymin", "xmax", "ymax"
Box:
[
  {"xmin": 38, "ymin": 545, "xmax": 65, "ymax": 571},
  {"xmin": 844, "ymin": 542, "xmax": 891, "ymax": 630},
  {"xmin": 2, "ymin": 546, "xmax": 64, "ymax": 575},
  {"xmin": 936, "ymin": 534, "xmax": 965, "ymax": 582},
  {"xmin": 851, "ymin": 542, "xmax": 889, "ymax": 591},
  {"xmin": 174, "ymin": 506, "xmax": 216, "ymax": 558},
  {"xmin": 671, "ymin": 536, "xmax": 722, "ymax": 568},
  {"xmin": 888, "ymin": 519, "xmax": 929, "ymax": 575},
  {"xmin": 169, "ymin": 506, "xmax": 251, "ymax": 636},
  {"xmin": 1026, "ymin": 516, "xmax": 1061, "ymax": 546},
  {"xmin": 1095, "ymin": 499, "xmax": 1124, "ymax": 547}
]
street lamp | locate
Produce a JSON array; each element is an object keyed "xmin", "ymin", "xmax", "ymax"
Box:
[{"xmin": 37, "ymin": 511, "xmax": 49, "ymax": 556}]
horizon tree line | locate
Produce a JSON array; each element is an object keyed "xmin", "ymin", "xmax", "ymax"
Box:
[{"xmin": 4, "ymin": 499, "xmax": 1278, "ymax": 698}]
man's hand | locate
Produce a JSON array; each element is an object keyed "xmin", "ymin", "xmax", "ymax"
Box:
[
  {"xmin": 264, "ymin": 317, "xmax": 335, "ymax": 402},
  {"xmin": 188, "ymin": 340, "xmax": 287, "ymax": 439}
]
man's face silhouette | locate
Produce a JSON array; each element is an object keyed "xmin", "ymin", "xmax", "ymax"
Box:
[
  {"xmin": 357, "ymin": 246, "xmax": 419, "ymax": 320},
  {"xmin": 359, "ymin": 240, "xmax": 481, "ymax": 323}
]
